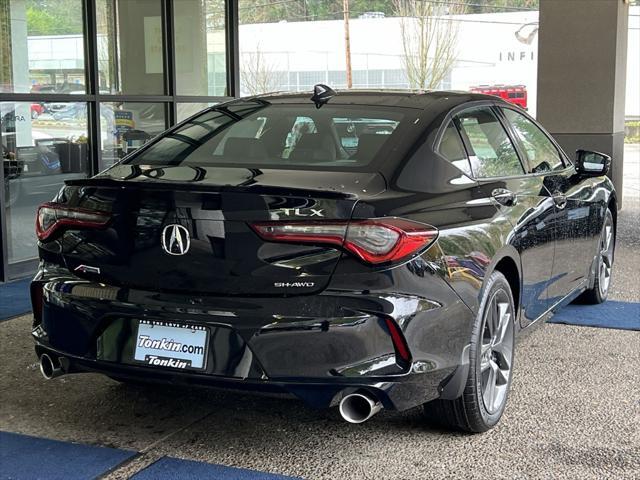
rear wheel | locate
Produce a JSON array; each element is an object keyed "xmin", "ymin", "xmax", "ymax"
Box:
[
  {"xmin": 423, "ymin": 271, "xmax": 515, "ymax": 432},
  {"xmin": 578, "ymin": 208, "xmax": 614, "ymax": 304}
]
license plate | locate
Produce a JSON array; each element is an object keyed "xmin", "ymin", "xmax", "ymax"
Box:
[{"xmin": 134, "ymin": 320, "xmax": 208, "ymax": 370}]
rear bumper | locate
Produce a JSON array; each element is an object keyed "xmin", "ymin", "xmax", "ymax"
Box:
[
  {"xmin": 31, "ymin": 263, "xmax": 475, "ymax": 411},
  {"xmin": 34, "ymin": 343, "xmax": 458, "ymax": 411}
]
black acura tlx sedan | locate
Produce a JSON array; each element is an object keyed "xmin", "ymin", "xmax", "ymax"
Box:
[{"xmin": 31, "ymin": 87, "xmax": 616, "ymax": 432}]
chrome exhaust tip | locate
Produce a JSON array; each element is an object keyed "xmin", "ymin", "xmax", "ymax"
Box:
[
  {"xmin": 338, "ymin": 392, "xmax": 382, "ymax": 424},
  {"xmin": 39, "ymin": 353, "xmax": 63, "ymax": 380}
]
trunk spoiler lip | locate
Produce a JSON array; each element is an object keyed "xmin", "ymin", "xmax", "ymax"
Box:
[{"xmin": 64, "ymin": 175, "xmax": 387, "ymax": 200}]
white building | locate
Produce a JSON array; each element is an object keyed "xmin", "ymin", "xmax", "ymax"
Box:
[{"xmin": 24, "ymin": 7, "xmax": 640, "ymax": 119}]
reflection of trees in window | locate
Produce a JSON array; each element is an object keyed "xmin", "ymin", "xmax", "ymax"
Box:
[
  {"xmin": 503, "ymin": 109, "xmax": 560, "ymax": 172},
  {"xmin": 461, "ymin": 113, "xmax": 522, "ymax": 178}
]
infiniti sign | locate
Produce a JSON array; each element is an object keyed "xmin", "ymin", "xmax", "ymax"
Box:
[{"xmin": 161, "ymin": 224, "xmax": 191, "ymax": 255}]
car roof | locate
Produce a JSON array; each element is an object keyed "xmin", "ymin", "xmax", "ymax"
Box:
[{"xmin": 252, "ymin": 89, "xmax": 501, "ymax": 110}]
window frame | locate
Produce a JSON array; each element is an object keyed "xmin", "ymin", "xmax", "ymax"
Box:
[
  {"xmin": 496, "ymin": 105, "xmax": 571, "ymax": 175},
  {"xmin": 450, "ymin": 103, "xmax": 527, "ymax": 181},
  {"xmin": 434, "ymin": 118, "xmax": 474, "ymax": 177}
]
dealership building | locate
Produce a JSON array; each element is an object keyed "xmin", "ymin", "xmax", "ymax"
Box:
[{"xmin": 0, "ymin": 1, "xmax": 638, "ymax": 479}]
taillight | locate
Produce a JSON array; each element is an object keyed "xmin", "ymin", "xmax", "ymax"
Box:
[
  {"xmin": 250, "ymin": 218, "xmax": 438, "ymax": 264},
  {"xmin": 36, "ymin": 202, "xmax": 111, "ymax": 241}
]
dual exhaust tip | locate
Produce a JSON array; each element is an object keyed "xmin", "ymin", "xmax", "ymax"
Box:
[
  {"xmin": 39, "ymin": 353, "xmax": 382, "ymax": 423},
  {"xmin": 39, "ymin": 353, "xmax": 64, "ymax": 380},
  {"xmin": 338, "ymin": 391, "xmax": 382, "ymax": 424}
]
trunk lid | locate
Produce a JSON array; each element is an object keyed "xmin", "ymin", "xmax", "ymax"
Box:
[{"xmin": 57, "ymin": 165, "xmax": 385, "ymax": 296}]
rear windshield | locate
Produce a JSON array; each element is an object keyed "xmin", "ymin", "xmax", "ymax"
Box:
[{"xmin": 124, "ymin": 100, "xmax": 407, "ymax": 170}]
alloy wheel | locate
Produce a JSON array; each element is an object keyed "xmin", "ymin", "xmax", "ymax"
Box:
[
  {"xmin": 479, "ymin": 289, "xmax": 514, "ymax": 415},
  {"xmin": 598, "ymin": 214, "xmax": 614, "ymax": 297}
]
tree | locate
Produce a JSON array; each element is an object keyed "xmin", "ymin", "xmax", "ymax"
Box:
[
  {"xmin": 25, "ymin": 0, "xmax": 83, "ymax": 36},
  {"xmin": 393, "ymin": 0, "xmax": 462, "ymax": 90},
  {"xmin": 240, "ymin": 44, "xmax": 281, "ymax": 95},
  {"xmin": 0, "ymin": 0, "xmax": 12, "ymax": 88},
  {"xmin": 463, "ymin": 0, "xmax": 539, "ymax": 14},
  {"xmin": 239, "ymin": 0, "xmax": 398, "ymax": 24}
]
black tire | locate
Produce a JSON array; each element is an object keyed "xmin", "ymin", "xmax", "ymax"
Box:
[
  {"xmin": 423, "ymin": 271, "xmax": 516, "ymax": 432},
  {"xmin": 577, "ymin": 208, "xmax": 615, "ymax": 305}
]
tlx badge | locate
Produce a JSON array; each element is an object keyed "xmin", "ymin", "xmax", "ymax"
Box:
[{"xmin": 278, "ymin": 208, "xmax": 324, "ymax": 217}]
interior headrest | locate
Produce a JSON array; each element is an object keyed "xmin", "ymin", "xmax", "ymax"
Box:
[
  {"xmin": 354, "ymin": 134, "xmax": 388, "ymax": 160},
  {"xmin": 289, "ymin": 133, "xmax": 337, "ymax": 163}
]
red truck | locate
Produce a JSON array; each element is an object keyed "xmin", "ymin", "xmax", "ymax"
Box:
[{"xmin": 469, "ymin": 84, "xmax": 528, "ymax": 109}]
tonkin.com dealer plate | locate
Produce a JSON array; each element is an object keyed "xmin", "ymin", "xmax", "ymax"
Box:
[{"xmin": 134, "ymin": 320, "xmax": 208, "ymax": 370}]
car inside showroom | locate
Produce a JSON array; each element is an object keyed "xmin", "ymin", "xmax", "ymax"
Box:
[{"xmin": 0, "ymin": 1, "xmax": 639, "ymax": 479}]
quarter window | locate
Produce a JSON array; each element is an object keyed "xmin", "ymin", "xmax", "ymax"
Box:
[
  {"xmin": 456, "ymin": 107, "xmax": 524, "ymax": 178},
  {"xmin": 438, "ymin": 121, "xmax": 472, "ymax": 176},
  {"xmin": 502, "ymin": 108, "xmax": 565, "ymax": 173}
]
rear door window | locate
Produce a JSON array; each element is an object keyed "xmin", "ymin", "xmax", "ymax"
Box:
[
  {"xmin": 501, "ymin": 108, "xmax": 565, "ymax": 173},
  {"xmin": 456, "ymin": 107, "xmax": 524, "ymax": 178}
]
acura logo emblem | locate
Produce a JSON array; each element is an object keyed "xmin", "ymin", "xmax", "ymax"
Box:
[{"xmin": 161, "ymin": 224, "xmax": 190, "ymax": 255}]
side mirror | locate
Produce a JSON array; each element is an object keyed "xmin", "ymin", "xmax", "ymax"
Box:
[{"xmin": 575, "ymin": 149, "xmax": 611, "ymax": 176}]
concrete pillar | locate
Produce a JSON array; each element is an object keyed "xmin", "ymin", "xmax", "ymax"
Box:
[
  {"xmin": 117, "ymin": 0, "xmax": 165, "ymax": 94},
  {"xmin": 537, "ymin": 0, "xmax": 629, "ymax": 207}
]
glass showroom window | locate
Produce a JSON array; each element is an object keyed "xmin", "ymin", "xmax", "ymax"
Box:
[
  {"xmin": 236, "ymin": 1, "xmax": 461, "ymax": 95},
  {"xmin": 173, "ymin": 0, "xmax": 227, "ymax": 96},
  {"xmin": 96, "ymin": 0, "xmax": 165, "ymax": 95},
  {"xmin": 237, "ymin": 1, "xmax": 539, "ymax": 114},
  {"xmin": 99, "ymin": 102, "xmax": 166, "ymax": 171},
  {"xmin": 176, "ymin": 103, "xmax": 219, "ymax": 122},
  {"xmin": 1, "ymin": 101, "xmax": 89, "ymax": 263},
  {"xmin": 0, "ymin": 0, "xmax": 86, "ymax": 93}
]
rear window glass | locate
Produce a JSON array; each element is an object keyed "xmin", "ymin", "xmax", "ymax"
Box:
[{"xmin": 125, "ymin": 100, "xmax": 405, "ymax": 170}]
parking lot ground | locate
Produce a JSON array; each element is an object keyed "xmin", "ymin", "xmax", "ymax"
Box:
[{"xmin": 1, "ymin": 148, "xmax": 639, "ymax": 479}]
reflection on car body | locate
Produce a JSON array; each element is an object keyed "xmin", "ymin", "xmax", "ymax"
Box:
[{"xmin": 30, "ymin": 88, "xmax": 617, "ymax": 432}]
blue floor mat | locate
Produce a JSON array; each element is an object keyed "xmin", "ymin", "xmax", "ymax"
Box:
[
  {"xmin": 549, "ymin": 300, "xmax": 640, "ymax": 331},
  {"xmin": 131, "ymin": 457, "xmax": 299, "ymax": 480},
  {"xmin": 0, "ymin": 431, "xmax": 136, "ymax": 480},
  {"xmin": 0, "ymin": 278, "xmax": 32, "ymax": 321}
]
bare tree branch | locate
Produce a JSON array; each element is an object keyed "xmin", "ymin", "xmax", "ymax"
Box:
[
  {"xmin": 240, "ymin": 43, "xmax": 280, "ymax": 95},
  {"xmin": 393, "ymin": 0, "xmax": 461, "ymax": 89}
]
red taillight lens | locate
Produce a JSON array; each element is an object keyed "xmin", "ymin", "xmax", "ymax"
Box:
[
  {"xmin": 344, "ymin": 218, "xmax": 438, "ymax": 264},
  {"xmin": 250, "ymin": 218, "xmax": 438, "ymax": 265},
  {"xmin": 36, "ymin": 202, "xmax": 111, "ymax": 241}
]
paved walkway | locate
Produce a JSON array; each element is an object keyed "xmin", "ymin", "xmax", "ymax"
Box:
[{"xmin": 0, "ymin": 147, "xmax": 638, "ymax": 479}]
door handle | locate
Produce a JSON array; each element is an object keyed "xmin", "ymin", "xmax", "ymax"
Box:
[
  {"xmin": 553, "ymin": 192, "xmax": 567, "ymax": 209},
  {"xmin": 491, "ymin": 188, "xmax": 517, "ymax": 207}
]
